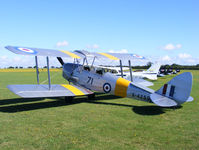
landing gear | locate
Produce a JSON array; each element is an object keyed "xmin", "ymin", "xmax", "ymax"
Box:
[
  {"xmin": 64, "ymin": 96, "xmax": 74, "ymax": 103},
  {"xmin": 87, "ymin": 94, "xmax": 95, "ymax": 100}
]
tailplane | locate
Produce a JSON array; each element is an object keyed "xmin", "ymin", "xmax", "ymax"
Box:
[
  {"xmin": 150, "ymin": 72, "xmax": 193, "ymax": 107},
  {"xmin": 146, "ymin": 62, "xmax": 161, "ymax": 74}
]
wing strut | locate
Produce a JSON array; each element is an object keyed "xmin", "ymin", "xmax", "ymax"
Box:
[
  {"xmin": 57, "ymin": 57, "xmax": 64, "ymax": 65},
  {"xmin": 119, "ymin": 60, "xmax": 123, "ymax": 78},
  {"xmin": 35, "ymin": 56, "xmax": 39, "ymax": 84},
  {"xmin": 91, "ymin": 56, "xmax": 96, "ymax": 67},
  {"xmin": 46, "ymin": 56, "xmax": 51, "ymax": 90},
  {"xmin": 128, "ymin": 60, "xmax": 133, "ymax": 82}
]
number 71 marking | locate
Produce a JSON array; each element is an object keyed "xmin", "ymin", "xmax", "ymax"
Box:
[{"xmin": 87, "ymin": 76, "xmax": 94, "ymax": 85}]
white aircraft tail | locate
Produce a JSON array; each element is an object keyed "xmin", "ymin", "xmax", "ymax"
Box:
[
  {"xmin": 146, "ymin": 62, "xmax": 161, "ymax": 74},
  {"xmin": 150, "ymin": 72, "xmax": 193, "ymax": 107}
]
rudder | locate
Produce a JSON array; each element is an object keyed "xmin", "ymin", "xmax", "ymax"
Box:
[{"xmin": 150, "ymin": 72, "xmax": 193, "ymax": 107}]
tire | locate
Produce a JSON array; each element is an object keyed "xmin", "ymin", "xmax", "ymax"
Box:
[
  {"xmin": 88, "ymin": 94, "xmax": 95, "ymax": 100},
  {"xmin": 64, "ymin": 96, "xmax": 74, "ymax": 103}
]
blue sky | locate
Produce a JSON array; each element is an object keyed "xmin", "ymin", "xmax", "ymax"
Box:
[{"xmin": 0, "ymin": 0, "xmax": 199, "ymax": 67}]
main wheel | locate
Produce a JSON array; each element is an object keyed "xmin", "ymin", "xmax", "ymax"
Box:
[
  {"xmin": 87, "ymin": 94, "xmax": 95, "ymax": 100},
  {"xmin": 64, "ymin": 96, "xmax": 74, "ymax": 103}
]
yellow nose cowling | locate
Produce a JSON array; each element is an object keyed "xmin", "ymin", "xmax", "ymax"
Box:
[{"xmin": 114, "ymin": 78, "xmax": 131, "ymax": 97}]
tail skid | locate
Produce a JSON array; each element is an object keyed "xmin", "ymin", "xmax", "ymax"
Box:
[{"xmin": 150, "ymin": 72, "xmax": 193, "ymax": 107}]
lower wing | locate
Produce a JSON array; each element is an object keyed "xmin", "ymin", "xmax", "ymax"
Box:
[{"xmin": 7, "ymin": 84, "xmax": 93, "ymax": 98}]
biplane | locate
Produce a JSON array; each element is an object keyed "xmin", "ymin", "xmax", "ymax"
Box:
[
  {"xmin": 99, "ymin": 62, "xmax": 161, "ymax": 81},
  {"xmin": 5, "ymin": 46, "xmax": 193, "ymax": 107}
]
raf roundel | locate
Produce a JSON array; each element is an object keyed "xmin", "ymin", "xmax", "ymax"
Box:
[
  {"xmin": 103, "ymin": 83, "xmax": 111, "ymax": 93},
  {"xmin": 17, "ymin": 47, "xmax": 37, "ymax": 54},
  {"xmin": 132, "ymin": 54, "xmax": 144, "ymax": 59}
]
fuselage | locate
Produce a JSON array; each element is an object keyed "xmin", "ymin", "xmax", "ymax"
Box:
[{"xmin": 63, "ymin": 63, "xmax": 154, "ymax": 103}]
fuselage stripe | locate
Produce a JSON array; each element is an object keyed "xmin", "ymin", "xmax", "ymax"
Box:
[
  {"xmin": 162, "ymin": 84, "xmax": 167, "ymax": 95},
  {"xmin": 60, "ymin": 51, "xmax": 80, "ymax": 59},
  {"xmin": 98, "ymin": 53, "xmax": 119, "ymax": 60},
  {"xmin": 169, "ymin": 85, "xmax": 175, "ymax": 97},
  {"xmin": 114, "ymin": 78, "xmax": 131, "ymax": 97},
  {"xmin": 61, "ymin": 84, "xmax": 85, "ymax": 96}
]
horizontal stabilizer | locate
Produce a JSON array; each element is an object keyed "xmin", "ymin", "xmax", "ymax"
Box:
[
  {"xmin": 186, "ymin": 96, "xmax": 194, "ymax": 102},
  {"xmin": 150, "ymin": 93, "xmax": 178, "ymax": 107},
  {"xmin": 7, "ymin": 84, "xmax": 93, "ymax": 98}
]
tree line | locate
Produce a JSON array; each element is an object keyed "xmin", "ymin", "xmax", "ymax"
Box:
[
  {"xmin": 2, "ymin": 63, "xmax": 199, "ymax": 70},
  {"xmin": 132, "ymin": 63, "xmax": 199, "ymax": 70}
]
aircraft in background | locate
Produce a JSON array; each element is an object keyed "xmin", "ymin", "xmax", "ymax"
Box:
[
  {"xmin": 88, "ymin": 65, "xmax": 154, "ymax": 87},
  {"xmin": 5, "ymin": 46, "xmax": 193, "ymax": 107},
  {"xmin": 127, "ymin": 62, "xmax": 161, "ymax": 80},
  {"xmin": 159, "ymin": 67, "xmax": 181, "ymax": 76},
  {"xmin": 99, "ymin": 62, "xmax": 161, "ymax": 81}
]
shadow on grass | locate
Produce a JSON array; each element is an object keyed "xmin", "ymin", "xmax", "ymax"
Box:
[{"xmin": 0, "ymin": 93, "xmax": 182, "ymax": 115}]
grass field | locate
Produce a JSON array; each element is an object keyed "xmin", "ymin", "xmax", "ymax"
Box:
[{"xmin": 0, "ymin": 70, "xmax": 198, "ymax": 150}]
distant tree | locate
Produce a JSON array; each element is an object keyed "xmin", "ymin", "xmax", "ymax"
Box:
[
  {"xmin": 147, "ymin": 62, "xmax": 152, "ymax": 67},
  {"xmin": 28, "ymin": 66, "xmax": 32, "ymax": 68},
  {"xmin": 51, "ymin": 66, "xmax": 55, "ymax": 68},
  {"xmin": 43, "ymin": 66, "xmax": 47, "ymax": 68},
  {"xmin": 19, "ymin": 66, "xmax": 23, "ymax": 69},
  {"xmin": 8, "ymin": 66, "xmax": 14, "ymax": 69},
  {"xmin": 15, "ymin": 66, "xmax": 18, "ymax": 69}
]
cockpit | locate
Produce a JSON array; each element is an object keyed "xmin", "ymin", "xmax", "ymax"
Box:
[
  {"xmin": 82, "ymin": 65, "xmax": 105, "ymax": 75},
  {"xmin": 83, "ymin": 66, "xmax": 91, "ymax": 71}
]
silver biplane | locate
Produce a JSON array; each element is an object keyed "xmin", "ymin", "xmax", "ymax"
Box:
[{"xmin": 5, "ymin": 46, "xmax": 193, "ymax": 107}]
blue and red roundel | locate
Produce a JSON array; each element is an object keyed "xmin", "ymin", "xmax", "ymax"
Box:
[
  {"xmin": 131, "ymin": 54, "xmax": 144, "ymax": 59},
  {"xmin": 17, "ymin": 47, "xmax": 37, "ymax": 54}
]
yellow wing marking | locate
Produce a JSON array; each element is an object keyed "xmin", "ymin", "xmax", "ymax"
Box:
[
  {"xmin": 98, "ymin": 53, "xmax": 119, "ymax": 60},
  {"xmin": 61, "ymin": 84, "xmax": 85, "ymax": 96},
  {"xmin": 60, "ymin": 51, "xmax": 80, "ymax": 59},
  {"xmin": 114, "ymin": 78, "xmax": 131, "ymax": 97}
]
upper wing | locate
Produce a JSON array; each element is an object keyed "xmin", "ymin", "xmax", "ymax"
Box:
[
  {"xmin": 74, "ymin": 50, "xmax": 145, "ymax": 61},
  {"xmin": 5, "ymin": 46, "xmax": 82, "ymax": 59},
  {"xmin": 5, "ymin": 46, "xmax": 145, "ymax": 61},
  {"xmin": 7, "ymin": 84, "xmax": 94, "ymax": 98},
  {"xmin": 95, "ymin": 52, "xmax": 145, "ymax": 60}
]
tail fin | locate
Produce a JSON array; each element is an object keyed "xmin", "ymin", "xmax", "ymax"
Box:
[
  {"xmin": 146, "ymin": 62, "xmax": 161, "ymax": 74},
  {"xmin": 150, "ymin": 72, "xmax": 193, "ymax": 107}
]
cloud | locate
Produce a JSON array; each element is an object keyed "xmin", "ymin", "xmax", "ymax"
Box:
[
  {"xmin": 176, "ymin": 44, "xmax": 182, "ymax": 49},
  {"xmin": 162, "ymin": 43, "xmax": 182, "ymax": 50},
  {"xmin": 161, "ymin": 55, "xmax": 171, "ymax": 61},
  {"xmin": 56, "ymin": 40, "xmax": 69, "ymax": 47},
  {"xmin": 0, "ymin": 55, "xmax": 66, "ymax": 68},
  {"xmin": 178, "ymin": 53, "xmax": 192, "ymax": 59},
  {"xmin": 108, "ymin": 49, "xmax": 128, "ymax": 53},
  {"xmin": 86, "ymin": 44, "xmax": 99, "ymax": 49}
]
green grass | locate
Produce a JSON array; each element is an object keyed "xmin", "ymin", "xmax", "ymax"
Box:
[{"xmin": 0, "ymin": 70, "xmax": 198, "ymax": 150}]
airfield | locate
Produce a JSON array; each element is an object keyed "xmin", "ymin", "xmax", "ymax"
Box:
[{"xmin": 0, "ymin": 69, "xmax": 198, "ymax": 149}]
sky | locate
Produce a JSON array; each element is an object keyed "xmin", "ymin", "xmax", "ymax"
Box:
[{"xmin": 0, "ymin": 0, "xmax": 199, "ymax": 67}]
